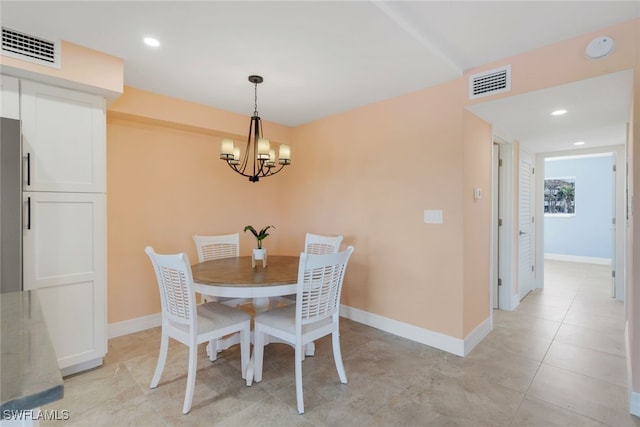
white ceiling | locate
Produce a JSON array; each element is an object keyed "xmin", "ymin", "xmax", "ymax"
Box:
[
  {"xmin": 467, "ymin": 70, "xmax": 633, "ymax": 153},
  {"xmin": 1, "ymin": 1, "xmax": 638, "ymax": 152}
]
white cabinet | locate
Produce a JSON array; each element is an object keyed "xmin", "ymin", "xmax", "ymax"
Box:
[
  {"xmin": 21, "ymin": 81, "xmax": 106, "ymax": 193},
  {"xmin": 14, "ymin": 78, "xmax": 108, "ymax": 375},
  {"xmin": 23, "ymin": 192, "xmax": 106, "ymax": 373},
  {"xmin": 0, "ymin": 75, "xmax": 20, "ymax": 119}
]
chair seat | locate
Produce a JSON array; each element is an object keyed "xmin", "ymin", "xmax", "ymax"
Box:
[
  {"xmin": 254, "ymin": 304, "xmax": 333, "ymax": 336},
  {"xmin": 169, "ymin": 302, "xmax": 250, "ymax": 336},
  {"xmin": 198, "ymin": 302, "xmax": 251, "ymax": 333}
]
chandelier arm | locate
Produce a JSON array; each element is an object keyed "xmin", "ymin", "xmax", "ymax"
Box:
[
  {"xmin": 225, "ymin": 160, "xmax": 255, "ymax": 178},
  {"xmin": 253, "ymin": 115, "xmax": 262, "ymax": 178},
  {"xmin": 239, "ymin": 136, "xmax": 251, "ymax": 173},
  {"xmin": 262, "ymin": 163, "xmax": 286, "ymax": 177}
]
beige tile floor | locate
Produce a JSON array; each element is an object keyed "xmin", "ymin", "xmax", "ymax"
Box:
[{"xmin": 42, "ymin": 261, "xmax": 640, "ymax": 426}]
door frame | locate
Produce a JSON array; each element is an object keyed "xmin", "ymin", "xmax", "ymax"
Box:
[
  {"xmin": 491, "ymin": 136, "xmax": 518, "ymax": 311},
  {"xmin": 534, "ymin": 145, "xmax": 626, "ymax": 300}
]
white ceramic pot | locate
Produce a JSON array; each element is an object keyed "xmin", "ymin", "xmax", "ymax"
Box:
[{"xmin": 253, "ymin": 248, "xmax": 266, "ymax": 260}]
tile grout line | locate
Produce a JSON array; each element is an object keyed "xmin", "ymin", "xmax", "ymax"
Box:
[{"xmin": 509, "ymin": 272, "xmax": 579, "ymax": 426}]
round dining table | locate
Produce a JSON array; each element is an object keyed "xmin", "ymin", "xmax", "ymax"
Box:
[
  {"xmin": 191, "ymin": 255, "xmax": 299, "ymax": 307},
  {"xmin": 191, "ymin": 255, "xmax": 305, "ymax": 385}
]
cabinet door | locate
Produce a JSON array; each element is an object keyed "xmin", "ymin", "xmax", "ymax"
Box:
[
  {"xmin": 21, "ymin": 81, "xmax": 106, "ymax": 193},
  {"xmin": 0, "ymin": 75, "xmax": 20, "ymax": 119},
  {"xmin": 23, "ymin": 191, "xmax": 106, "ymax": 370}
]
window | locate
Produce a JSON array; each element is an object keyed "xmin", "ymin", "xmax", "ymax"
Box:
[{"xmin": 544, "ymin": 177, "xmax": 575, "ymax": 216}]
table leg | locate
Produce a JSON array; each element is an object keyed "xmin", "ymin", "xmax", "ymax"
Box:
[
  {"xmin": 305, "ymin": 342, "xmax": 315, "ymax": 356},
  {"xmin": 253, "ymin": 296, "xmax": 271, "ymax": 312}
]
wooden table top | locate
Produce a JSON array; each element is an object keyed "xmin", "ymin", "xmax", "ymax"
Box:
[{"xmin": 191, "ymin": 255, "xmax": 299, "ymax": 288}]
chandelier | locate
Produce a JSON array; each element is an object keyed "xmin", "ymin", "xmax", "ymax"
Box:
[{"xmin": 220, "ymin": 75, "xmax": 291, "ymax": 182}]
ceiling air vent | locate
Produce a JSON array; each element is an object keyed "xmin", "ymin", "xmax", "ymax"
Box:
[
  {"xmin": 2, "ymin": 27, "xmax": 61, "ymax": 69},
  {"xmin": 469, "ymin": 65, "xmax": 511, "ymax": 99}
]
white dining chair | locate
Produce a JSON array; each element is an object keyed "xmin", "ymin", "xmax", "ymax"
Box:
[
  {"xmin": 193, "ymin": 233, "xmax": 251, "ymax": 361},
  {"xmin": 278, "ymin": 233, "xmax": 344, "ymax": 307},
  {"xmin": 193, "ymin": 233, "xmax": 239, "ymax": 263},
  {"xmin": 192, "ymin": 233, "xmax": 249, "ymax": 305},
  {"xmin": 253, "ymin": 246, "xmax": 355, "ymax": 414},
  {"xmin": 145, "ymin": 246, "xmax": 250, "ymax": 415},
  {"xmin": 304, "ymin": 232, "xmax": 343, "ymax": 255}
]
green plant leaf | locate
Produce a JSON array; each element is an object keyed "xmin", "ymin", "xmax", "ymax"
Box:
[
  {"xmin": 244, "ymin": 225, "xmax": 275, "ymax": 249},
  {"xmin": 243, "ymin": 225, "xmax": 259, "ymax": 238},
  {"xmin": 259, "ymin": 225, "xmax": 275, "ymax": 235}
]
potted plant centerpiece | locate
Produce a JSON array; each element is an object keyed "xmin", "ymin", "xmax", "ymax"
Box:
[{"xmin": 244, "ymin": 225, "xmax": 274, "ymax": 268}]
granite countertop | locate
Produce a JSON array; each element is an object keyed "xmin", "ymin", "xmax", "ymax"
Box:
[{"xmin": 0, "ymin": 290, "xmax": 64, "ymax": 419}]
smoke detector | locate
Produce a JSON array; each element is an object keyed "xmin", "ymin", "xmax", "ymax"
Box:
[{"xmin": 585, "ymin": 36, "xmax": 615, "ymax": 59}]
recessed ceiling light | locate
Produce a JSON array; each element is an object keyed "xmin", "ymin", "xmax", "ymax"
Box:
[
  {"xmin": 573, "ymin": 141, "xmax": 585, "ymax": 146},
  {"xmin": 551, "ymin": 109, "xmax": 568, "ymax": 116},
  {"xmin": 143, "ymin": 37, "xmax": 160, "ymax": 47}
]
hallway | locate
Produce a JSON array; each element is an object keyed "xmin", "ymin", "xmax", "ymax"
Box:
[{"xmin": 492, "ymin": 259, "xmax": 634, "ymax": 426}]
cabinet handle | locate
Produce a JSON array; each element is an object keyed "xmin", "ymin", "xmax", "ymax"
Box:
[
  {"xmin": 26, "ymin": 153, "xmax": 31, "ymax": 186},
  {"xmin": 26, "ymin": 197, "xmax": 31, "ymax": 230}
]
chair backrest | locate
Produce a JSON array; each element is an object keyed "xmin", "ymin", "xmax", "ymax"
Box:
[
  {"xmin": 304, "ymin": 233, "xmax": 343, "ymax": 255},
  {"xmin": 296, "ymin": 246, "xmax": 354, "ymax": 328},
  {"xmin": 145, "ymin": 246, "xmax": 196, "ymax": 327},
  {"xmin": 193, "ymin": 233, "xmax": 240, "ymax": 263}
]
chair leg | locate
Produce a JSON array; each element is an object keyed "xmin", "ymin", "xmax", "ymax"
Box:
[
  {"xmin": 332, "ymin": 331, "xmax": 348, "ymax": 384},
  {"xmin": 182, "ymin": 343, "xmax": 198, "ymax": 414},
  {"xmin": 253, "ymin": 325, "xmax": 265, "ymax": 383},
  {"xmin": 295, "ymin": 343, "xmax": 304, "ymax": 414},
  {"xmin": 240, "ymin": 323, "xmax": 250, "ymax": 381},
  {"xmin": 149, "ymin": 331, "xmax": 169, "ymax": 388},
  {"xmin": 207, "ymin": 339, "xmax": 218, "ymax": 362}
]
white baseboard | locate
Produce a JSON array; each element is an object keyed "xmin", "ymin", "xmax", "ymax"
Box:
[
  {"xmin": 631, "ymin": 392, "xmax": 640, "ymax": 417},
  {"xmin": 544, "ymin": 253, "xmax": 611, "ymax": 265},
  {"xmin": 463, "ymin": 317, "xmax": 493, "ymax": 356},
  {"xmin": 110, "ymin": 306, "xmax": 492, "ymax": 358},
  {"xmin": 108, "ymin": 312, "xmax": 161, "ymax": 339},
  {"xmin": 340, "ymin": 304, "xmax": 491, "ymax": 357},
  {"xmin": 61, "ymin": 358, "xmax": 103, "ymax": 377},
  {"xmin": 625, "ymin": 322, "xmax": 640, "ymax": 417}
]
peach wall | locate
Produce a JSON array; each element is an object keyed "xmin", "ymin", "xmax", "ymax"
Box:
[
  {"xmin": 284, "ymin": 79, "xmax": 467, "ymax": 338},
  {"xmin": 109, "ymin": 86, "xmax": 291, "ymax": 143},
  {"xmin": 462, "ymin": 111, "xmax": 492, "ymax": 335},
  {"xmin": 465, "ymin": 19, "xmax": 639, "ymax": 107},
  {"xmin": 106, "ymin": 89, "xmax": 292, "ymax": 323},
  {"xmin": 0, "ymin": 41, "xmax": 123, "ymax": 97}
]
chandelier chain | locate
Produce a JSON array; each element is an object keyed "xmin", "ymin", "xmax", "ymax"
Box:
[{"xmin": 254, "ymin": 82, "xmax": 259, "ymax": 116}]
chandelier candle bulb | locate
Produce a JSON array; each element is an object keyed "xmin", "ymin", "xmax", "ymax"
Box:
[
  {"xmin": 266, "ymin": 149, "xmax": 276, "ymax": 167},
  {"xmin": 220, "ymin": 139, "xmax": 235, "ymax": 160},
  {"xmin": 230, "ymin": 146, "xmax": 241, "ymax": 165},
  {"xmin": 257, "ymin": 138, "xmax": 270, "ymax": 160},
  {"xmin": 279, "ymin": 144, "xmax": 291, "ymax": 162}
]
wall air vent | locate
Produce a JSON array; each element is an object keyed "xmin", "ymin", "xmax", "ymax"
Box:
[
  {"xmin": 469, "ymin": 65, "xmax": 511, "ymax": 99},
  {"xmin": 2, "ymin": 27, "xmax": 61, "ymax": 69}
]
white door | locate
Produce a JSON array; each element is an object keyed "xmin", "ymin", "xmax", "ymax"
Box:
[
  {"xmin": 518, "ymin": 150, "xmax": 535, "ymax": 300},
  {"xmin": 23, "ymin": 191, "xmax": 106, "ymax": 370},
  {"xmin": 21, "ymin": 80, "xmax": 106, "ymax": 193}
]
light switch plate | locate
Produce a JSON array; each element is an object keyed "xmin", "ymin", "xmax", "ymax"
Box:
[{"xmin": 424, "ymin": 209, "xmax": 443, "ymax": 224}]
